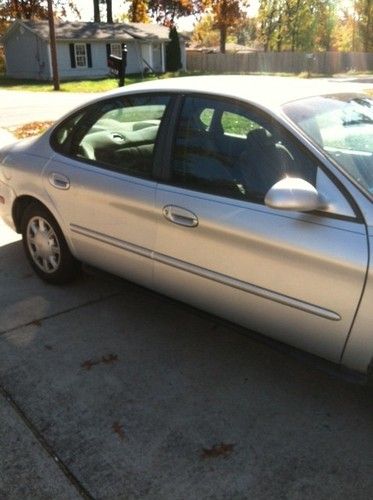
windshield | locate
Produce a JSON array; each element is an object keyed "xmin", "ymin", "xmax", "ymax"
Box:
[{"xmin": 282, "ymin": 94, "xmax": 373, "ymax": 198}]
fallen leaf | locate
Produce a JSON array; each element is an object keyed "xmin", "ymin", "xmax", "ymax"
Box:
[
  {"xmin": 101, "ymin": 353, "xmax": 118, "ymax": 365},
  {"xmin": 81, "ymin": 353, "xmax": 119, "ymax": 370},
  {"xmin": 201, "ymin": 442, "xmax": 235, "ymax": 459},
  {"xmin": 10, "ymin": 121, "xmax": 54, "ymax": 139},
  {"xmin": 112, "ymin": 421, "xmax": 125, "ymax": 440},
  {"xmin": 81, "ymin": 359, "xmax": 100, "ymax": 370}
]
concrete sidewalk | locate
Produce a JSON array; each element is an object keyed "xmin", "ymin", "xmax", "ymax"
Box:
[{"xmin": 0, "ymin": 90, "xmax": 99, "ymax": 128}]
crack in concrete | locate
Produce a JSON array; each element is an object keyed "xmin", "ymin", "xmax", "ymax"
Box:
[
  {"xmin": 0, "ymin": 292, "xmax": 123, "ymax": 336},
  {"xmin": 0, "ymin": 385, "xmax": 95, "ymax": 499}
]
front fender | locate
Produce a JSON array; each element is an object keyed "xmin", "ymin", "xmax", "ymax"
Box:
[{"xmin": 341, "ymin": 230, "xmax": 373, "ymax": 375}]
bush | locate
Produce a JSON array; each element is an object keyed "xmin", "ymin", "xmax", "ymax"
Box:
[{"xmin": 166, "ymin": 27, "xmax": 182, "ymax": 72}]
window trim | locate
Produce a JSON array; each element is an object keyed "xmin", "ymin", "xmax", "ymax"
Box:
[
  {"xmin": 158, "ymin": 92, "xmax": 363, "ymax": 223},
  {"xmin": 74, "ymin": 43, "xmax": 88, "ymax": 68},
  {"xmin": 110, "ymin": 42, "xmax": 122, "ymax": 58}
]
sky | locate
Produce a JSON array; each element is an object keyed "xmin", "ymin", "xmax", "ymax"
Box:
[{"xmin": 71, "ymin": 0, "xmax": 260, "ymax": 31}]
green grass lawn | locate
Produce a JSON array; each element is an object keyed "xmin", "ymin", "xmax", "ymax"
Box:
[
  {"xmin": 0, "ymin": 71, "xmax": 309, "ymax": 92},
  {"xmin": 0, "ymin": 71, "xmax": 185, "ymax": 92},
  {"xmin": 0, "ymin": 70, "xmax": 371, "ymax": 94}
]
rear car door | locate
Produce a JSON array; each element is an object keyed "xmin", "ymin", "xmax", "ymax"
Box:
[
  {"xmin": 153, "ymin": 94, "xmax": 368, "ymax": 363},
  {"xmin": 44, "ymin": 93, "xmax": 171, "ymax": 287}
]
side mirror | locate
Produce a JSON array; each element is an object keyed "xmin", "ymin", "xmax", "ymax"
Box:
[{"xmin": 264, "ymin": 177, "xmax": 327, "ymax": 212}]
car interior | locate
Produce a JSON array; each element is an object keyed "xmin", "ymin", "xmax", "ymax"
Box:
[{"xmin": 172, "ymin": 101, "xmax": 315, "ymax": 201}]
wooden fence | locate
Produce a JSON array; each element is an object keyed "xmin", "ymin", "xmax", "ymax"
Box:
[{"xmin": 186, "ymin": 51, "xmax": 373, "ymax": 75}]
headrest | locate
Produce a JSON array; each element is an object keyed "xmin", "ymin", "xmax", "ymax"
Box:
[{"xmin": 246, "ymin": 128, "xmax": 273, "ymax": 149}]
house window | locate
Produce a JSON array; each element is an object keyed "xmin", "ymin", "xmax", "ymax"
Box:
[
  {"xmin": 110, "ymin": 43, "xmax": 122, "ymax": 58},
  {"xmin": 74, "ymin": 43, "xmax": 87, "ymax": 68}
]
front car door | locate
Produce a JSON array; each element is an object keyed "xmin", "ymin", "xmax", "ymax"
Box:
[
  {"xmin": 44, "ymin": 93, "xmax": 171, "ymax": 287},
  {"xmin": 153, "ymin": 94, "xmax": 368, "ymax": 363}
]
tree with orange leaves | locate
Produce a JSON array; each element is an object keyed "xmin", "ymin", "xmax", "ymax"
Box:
[
  {"xmin": 148, "ymin": 0, "xmax": 204, "ymax": 26},
  {"xmin": 205, "ymin": 0, "xmax": 245, "ymax": 53},
  {"xmin": 129, "ymin": 0, "xmax": 150, "ymax": 22}
]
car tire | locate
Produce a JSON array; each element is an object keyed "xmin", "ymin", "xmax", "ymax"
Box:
[{"xmin": 21, "ymin": 203, "xmax": 80, "ymax": 285}]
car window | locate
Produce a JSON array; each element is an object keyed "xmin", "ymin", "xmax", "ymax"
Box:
[
  {"xmin": 221, "ymin": 111, "xmax": 260, "ymax": 137},
  {"xmin": 51, "ymin": 109, "xmax": 87, "ymax": 155},
  {"xmin": 283, "ymin": 95, "xmax": 373, "ymax": 198},
  {"xmin": 52, "ymin": 94, "xmax": 170, "ymax": 180},
  {"xmin": 170, "ymin": 96, "xmax": 318, "ymax": 203},
  {"xmin": 200, "ymin": 108, "xmax": 214, "ymax": 131}
]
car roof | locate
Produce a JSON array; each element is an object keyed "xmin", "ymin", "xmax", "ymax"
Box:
[{"xmin": 105, "ymin": 75, "xmax": 371, "ymax": 111}]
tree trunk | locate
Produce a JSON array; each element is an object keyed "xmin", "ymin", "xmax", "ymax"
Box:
[
  {"xmin": 365, "ymin": 0, "xmax": 372, "ymax": 52},
  {"xmin": 220, "ymin": 25, "xmax": 227, "ymax": 54},
  {"xmin": 93, "ymin": 0, "xmax": 100, "ymax": 22},
  {"xmin": 276, "ymin": 13, "xmax": 282, "ymax": 51},
  {"xmin": 106, "ymin": 0, "xmax": 113, "ymax": 23}
]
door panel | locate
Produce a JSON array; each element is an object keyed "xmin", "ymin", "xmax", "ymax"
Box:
[
  {"xmin": 154, "ymin": 186, "xmax": 367, "ymax": 362},
  {"xmin": 44, "ymin": 93, "xmax": 171, "ymax": 286},
  {"xmin": 152, "ymin": 94, "xmax": 368, "ymax": 362},
  {"xmin": 43, "ymin": 156, "xmax": 157, "ymax": 287}
]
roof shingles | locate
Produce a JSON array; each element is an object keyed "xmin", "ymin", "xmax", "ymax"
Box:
[{"xmin": 20, "ymin": 20, "xmax": 169, "ymax": 42}]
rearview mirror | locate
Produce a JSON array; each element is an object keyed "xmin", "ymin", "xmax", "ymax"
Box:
[{"xmin": 264, "ymin": 177, "xmax": 327, "ymax": 212}]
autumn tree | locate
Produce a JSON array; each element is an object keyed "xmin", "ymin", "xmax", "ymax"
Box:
[
  {"xmin": 331, "ymin": 9, "xmax": 354, "ymax": 51},
  {"xmin": 193, "ymin": 10, "xmax": 253, "ymax": 50},
  {"xmin": 0, "ymin": 0, "xmax": 48, "ymax": 21},
  {"xmin": 0, "ymin": 0, "xmax": 78, "ymax": 33},
  {"xmin": 236, "ymin": 16, "xmax": 257, "ymax": 46},
  {"xmin": 206, "ymin": 0, "xmax": 244, "ymax": 53},
  {"xmin": 148, "ymin": 0, "xmax": 204, "ymax": 26},
  {"xmin": 129, "ymin": 0, "xmax": 150, "ymax": 22},
  {"xmin": 355, "ymin": 0, "xmax": 372, "ymax": 51},
  {"xmin": 257, "ymin": 0, "xmax": 280, "ymax": 51},
  {"xmin": 257, "ymin": 0, "xmax": 337, "ymax": 52},
  {"xmin": 192, "ymin": 14, "xmax": 220, "ymax": 47}
]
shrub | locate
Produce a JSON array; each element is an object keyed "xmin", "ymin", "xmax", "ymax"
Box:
[{"xmin": 166, "ymin": 27, "xmax": 182, "ymax": 72}]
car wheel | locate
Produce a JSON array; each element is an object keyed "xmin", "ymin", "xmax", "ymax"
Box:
[{"xmin": 21, "ymin": 203, "xmax": 80, "ymax": 284}]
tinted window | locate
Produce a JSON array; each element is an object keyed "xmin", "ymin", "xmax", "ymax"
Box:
[
  {"xmin": 52, "ymin": 94, "xmax": 170, "ymax": 180},
  {"xmin": 171, "ymin": 96, "xmax": 318, "ymax": 202}
]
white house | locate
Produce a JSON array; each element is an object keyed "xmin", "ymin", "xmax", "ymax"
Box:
[{"xmin": 2, "ymin": 20, "xmax": 186, "ymax": 80}]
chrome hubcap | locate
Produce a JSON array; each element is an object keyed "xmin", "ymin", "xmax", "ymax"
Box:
[{"xmin": 26, "ymin": 216, "xmax": 61, "ymax": 273}]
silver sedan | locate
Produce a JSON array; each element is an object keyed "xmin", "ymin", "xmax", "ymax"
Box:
[{"xmin": 1, "ymin": 76, "xmax": 372, "ymax": 380}]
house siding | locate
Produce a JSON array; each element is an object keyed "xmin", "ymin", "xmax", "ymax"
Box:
[
  {"xmin": 3, "ymin": 21, "xmax": 176, "ymax": 80},
  {"xmin": 4, "ymin": 25, "xmax": 50, "ymax": 80},
  {"xmin": 56, "ymin": 41, "xmax": 146, "ymax": 79}
]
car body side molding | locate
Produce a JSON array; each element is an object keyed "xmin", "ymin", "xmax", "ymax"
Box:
[{"xmin": 70, "ymin": 223, "xmax": 341, "ymax": 322}]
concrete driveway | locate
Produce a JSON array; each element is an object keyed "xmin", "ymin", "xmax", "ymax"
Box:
[{"xmin": 1, "ymin": 220, "xmax": 373, "ymax": 499}]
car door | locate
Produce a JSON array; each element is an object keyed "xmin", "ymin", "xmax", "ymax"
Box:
[
  {"xmin": 153, "ymin": 94, "xmax": 368, "ymax": 363},
  {"xmin": 44, "ymin": 93, "xmax": 171, "ymax": 287}
]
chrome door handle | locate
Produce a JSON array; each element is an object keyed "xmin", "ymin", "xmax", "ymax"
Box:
[
  {"xmin": 49, "ymin": 172, "xmax": 70, "ymax": 190},
  {"xmin": 163, "ymin": 205, "xmax": 198, "ymax": 228}
]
